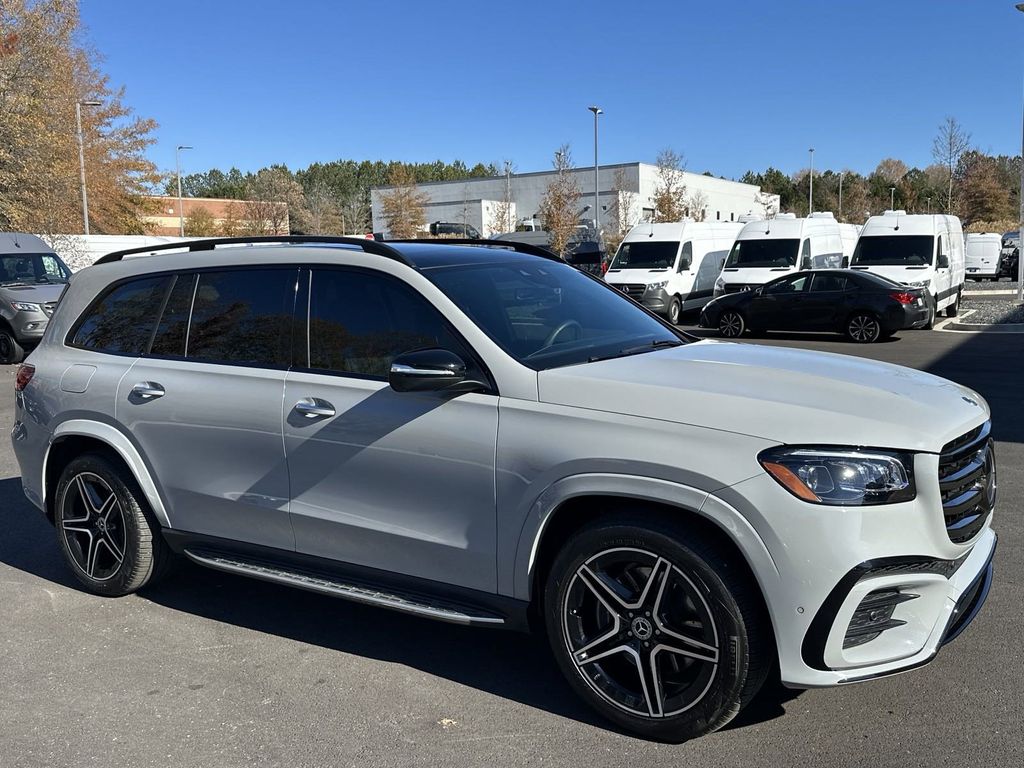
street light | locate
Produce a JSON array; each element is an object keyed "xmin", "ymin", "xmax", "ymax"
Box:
[
  {"xmin": 176, "ymin": 145, "xmax": 193, "ymax": 237},
  {"xmin": 588, "ymin": 106, "xmax": 603, "ymax": 237},
  {"xmin": 75, "ymin": 100, "xmax": 102, "ymax": 235},
  {"xmin": 1017, "ymin": 3, "xmax": 1024, "ymax": 301},
  {"xmin": 890, "ymin": 186, "xmax": 896, "ymax": 210},
  {"xmin": 808, "ymin": 148, "xmax": 814, "ymax": 214},
  {"xmin": 838, "ymin": 171, "xmax": 844, "ymax": 221},
  {"xmin": 927, "ymin": 196, "xmax": 932, "ymax": 213}
]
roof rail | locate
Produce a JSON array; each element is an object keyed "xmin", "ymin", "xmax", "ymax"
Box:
[
  {"xmin": 93, "ymin": 235, "xmax": 416, "ymax": 267},
  {"xmin": 386, "ymin": 237, "xmax": 563, "ymax": 263}
]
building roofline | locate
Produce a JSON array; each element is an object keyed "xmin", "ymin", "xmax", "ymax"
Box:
[{"xmin": 371, "ymin": 162, "xmax": 643, "ymax": 192}]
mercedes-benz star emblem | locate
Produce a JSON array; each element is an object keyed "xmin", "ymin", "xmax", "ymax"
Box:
[{"xmin": 631, "ymin": 616, "xmax": 653, "ymax": 641}]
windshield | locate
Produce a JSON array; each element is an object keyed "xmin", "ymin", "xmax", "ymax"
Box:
[
  {"xmin": 851, "ymin": 235, "xmax": 934, "ymax": 266},
  {"xmin": 0, "ymin": 252, "xmax": 71, "ymax": 285},
  {"xmin": 610, "ymin": 241, "xmax": 678, "ymax": 270},
  {"xmin": 425, "ymin": 259, "xmax": 682, "ymax": 371},
  {"xmin": 724, "ymin": 238, "xmax": 799, "ymax": 268}
]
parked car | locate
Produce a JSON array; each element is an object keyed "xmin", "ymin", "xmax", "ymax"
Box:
[
  {"xmin": 850, "ymin": 212, "xmax": 966, "ymax": 328},
  {"xmin": 699, "ymin": 269, "xmax": 929, "ymax": 342},
  {"xmin": 12, "ymin": 236, "xmax": 996, "ymax": 742},
  {"xmin": 604, "ymin": 220, "xmax": 742, "ymax": 323},
  {"xmin": 714, "ymin": 212, "xmax": 846, "ymax": 296},
  {"xmin": 493, "ymin": 229, "xmax": 604, "ymax": 275},
  {"xmin": 429, "ymin": 221, "xmax": 481, "ymax": 239},
  {"xmin": 0, "ymin": 232, "xmax": 74, "ymax": 364},
  {"xmin": 964, "ymin": 233, "xmax": 1002, "ymax": 281}
]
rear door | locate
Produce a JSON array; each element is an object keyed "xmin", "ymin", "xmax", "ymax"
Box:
[{"xmin": 115, "ymin": 267, "xmax": 298, "ymax": 550}]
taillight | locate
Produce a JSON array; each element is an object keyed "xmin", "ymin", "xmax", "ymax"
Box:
[
  {"xmin": 890, "ymin": 291, "xmax": 916, "ymax": 305},
  {"xmin": 15, "ymin": 363, "xmax": 34, "ymax": 392}
]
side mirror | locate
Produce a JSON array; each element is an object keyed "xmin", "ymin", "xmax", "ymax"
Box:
[
  {"xmin": 677, "ymin": 258, "xmax": 691, "ymax": 273},
  {"xmin": 937, "ymin": 253, "xmax": 950, "ymax": 269},
  {"xmin": 841, "ymin": 256, "xmax": 850, "ymax": 269},
  {"xmin": 801, "ymin": 256, "xmax": 812, "ymax": 270},
  {"xmin": 389, "ymin": 348, "xmax": 469, "ymax": 393}
]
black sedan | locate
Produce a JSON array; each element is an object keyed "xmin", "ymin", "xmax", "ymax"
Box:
[{"xmin": 698, "ymin": 270, "xmax": 930, "ymax": 343}]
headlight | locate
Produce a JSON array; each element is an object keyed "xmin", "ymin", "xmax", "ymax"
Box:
[
  {"xmin": 758, "ymin": 447, "xmax": 915, "ymax": 506},
  {"xmin": 905, "ymin": 279, "xmax": 931, "ymax": 289},
  {"xmin": 647, "ymin": 280, "xmax": 668, "ymax": 291},
  {"xmin": 10, "ymin": 302, "xmax": 42, "ymax": 313}
]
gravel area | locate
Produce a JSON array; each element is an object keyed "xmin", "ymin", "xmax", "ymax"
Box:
[
  {"xmin": 964, "ymin": 279, "xmax": 1019, "ymax": 291},
  {"xmin": 960, "ymin": 298, "xmax": 1024, "ymax": 324}
]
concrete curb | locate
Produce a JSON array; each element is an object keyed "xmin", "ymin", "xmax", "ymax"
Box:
[{"xmin": 943, "ymin": 322, "xmax": 1024, "ymax": 333}]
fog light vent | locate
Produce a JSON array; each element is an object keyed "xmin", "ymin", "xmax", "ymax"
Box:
[{"xmin": 843, "ymin": 589, "xmax": 919, "ymax": 649}]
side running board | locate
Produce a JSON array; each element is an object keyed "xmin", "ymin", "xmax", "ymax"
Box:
[{"xmin": 183, "ymin": 548, "xmax": 506, "ymax": 627}]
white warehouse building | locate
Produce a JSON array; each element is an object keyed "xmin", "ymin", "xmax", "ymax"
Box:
[{"xmin": 370, "ymin": 162, "xmax": 780, "ymax": 238}]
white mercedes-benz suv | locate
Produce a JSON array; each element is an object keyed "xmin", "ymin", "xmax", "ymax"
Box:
[{"xmin": 11, "ymin": 236, "xmax": 996, "ymax": 742}]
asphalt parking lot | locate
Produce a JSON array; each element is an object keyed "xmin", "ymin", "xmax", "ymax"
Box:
[{"xmin": 1, "ymin": 328, "xmax": 1022, "ymax": 768}]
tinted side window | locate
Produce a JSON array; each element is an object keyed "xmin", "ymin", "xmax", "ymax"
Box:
[
  {"xmin": 150, "ymin": 273, "xmax": 197, "ymax": 357},
  {"xmin": 308, "ymin": 269, "xmax": 472, "ymax": 379},
  {"xmin": 810, "ymin": 274, "xmax": 848, "ymax": 292},
  {"xmin": 72, "ymin": 276, "xmax": 170, "ymax": 354},
  {"xmin": 764, "ymin": 275, "xmax": 809, "ymax": 295},
  {"xmin": 187, "ymin": 269, "xmax": 297, "ymax": 366}
]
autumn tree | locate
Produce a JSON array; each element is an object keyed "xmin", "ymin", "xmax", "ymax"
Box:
[
  {"xmin": 303, "ymin": 180, "xmax": 342, "ymax": 234},
  {"xmin": 0, "ymin": 0, "xmax": 161, "ymax": 234},
  {"xmin": 218, "ymin": 202, "xmax": 242, "ymax": 236},
  {"xmin": 603, "ymin": 167, "xmax": 634, "ymax": 255},
  {"xmin": 686, "ymin": 190, "xmax": 708, "ymax": 221},
  {"xmin": 538, "ymin": 145, "xmax": 582, "ymax": 257},
  {"xmin": 242, "ymin": 166, "xmax": 306, "ymax": 235},
  {"xmin": 958, "ymin": 151, "xmax": 1013, "ymax": 224},
  {"xmin": 487, "ymin": 161, "xmax": 515, "ymax": 235},
  {"xmin": 379, "ymin": 164, "xmax": 428, "ymax": 238},
  {"xmin": 651, "ymin": 149, "xmax": 688, "ymax": 221},
  {"xmin": 932, "ymin": 117, "xmax": 971, "ymax": 213},
  {"xmin": 184, "ymin": 205, "xmax": 217, "ymax": 236}
]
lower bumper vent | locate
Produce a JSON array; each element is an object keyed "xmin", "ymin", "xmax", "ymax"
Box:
[{"xmin": 843, "ymin": 589, "xmax": 919, "ymax": 649}]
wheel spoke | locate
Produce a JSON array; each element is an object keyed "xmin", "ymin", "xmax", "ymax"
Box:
[
  {"xmin": 653, "ymin": 639, "xmax": 719, "ymax": 665},
  {"xmin": 75, "ymin": 474, "xmax": 101, "ymax": 516},
  {"xmin": 652, "ymin": 564, "xmax": 720, "ymax": 661},
  {"xmin": 577, "ymin": 564, "xmax": 634, "ymax": 612},
  {"xmin": 97, "ymin": 536, "xmax": 124, "ymax": 567},
  {"xmin": 97, "ymin": 495, "xmax": 118, "ymax": 524},
  {"xmin": 634, "ymin": 647, "xmax": 663, "ymax": 717},
  {"xmin": 636, "ymin": 557, "xmax": 671, "ymax": 607}
]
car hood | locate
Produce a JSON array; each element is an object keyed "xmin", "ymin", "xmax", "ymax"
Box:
[
  {"xmin": 604, "ymin": 268, "xmax": 672, "ymax": 284},
  {"xmin": 850, "ymin": 265, "xmax": 933, "ymax": 285},
  {"xmin": 537, "ymin": 340, "xmax": 988, "ymax": 451},
  {"xmin": 0, "ymin": 283, "xmax": 68, "ymax": 302}
]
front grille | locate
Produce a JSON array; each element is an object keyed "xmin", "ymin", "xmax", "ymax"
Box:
[
  {"xmin": 615, "ymin": 283, "xmax": 647, "ymax": 299},
  {"xmin": 724, "ymin": 283, "xmax": 760, "ymax": 294},
  {"xmin": 938, "ymin": 421, "xmax": 995, "ymax": 544}
]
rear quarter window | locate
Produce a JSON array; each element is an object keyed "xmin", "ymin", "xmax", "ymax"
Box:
[{"xmin": 70, "ymin": 276, "xmax": 170, "ymax": 354}]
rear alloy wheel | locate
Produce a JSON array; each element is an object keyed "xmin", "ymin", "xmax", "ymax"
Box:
[
  {"xmin": 718, "ymin": 311, "xmax": 745, "ymax": 338},
  {"xmin": 846, "ymin": 313, "xmax": 882, "ymax": 343},
  {"xmin": 545, "ymin": 517, "xmax": 769, "ymax": 741},
  {"xmin": 55, "ymin": 453, "xmax": 171, "ymax": 596},
  {"xmin": 668, "ymin": 296, "xmax": 683, "ymax": 325},
  {"xmin": 0, "ymin": 328, "xmax": 25, "ymax": 365}
]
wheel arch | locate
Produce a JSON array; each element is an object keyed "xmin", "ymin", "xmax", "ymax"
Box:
[
  {"xmin": 44, "ymin": 420, "xmax": 171, "ymax": 527},
  {"xmin": 516, "ymin": 474, "xmax": 780, "ymax": 647}
]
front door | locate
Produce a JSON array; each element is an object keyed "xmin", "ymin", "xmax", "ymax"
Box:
[
  {"xmin": 747, "ymin": 273, "xmax": 810, "ymax": 330},
  {"xmin": 933, "ymin": 233, "xmax": 954, "ymax": 310},
  {"xmin": 282, "ymin": 267, "xmax": 499, "ymax": 592}
]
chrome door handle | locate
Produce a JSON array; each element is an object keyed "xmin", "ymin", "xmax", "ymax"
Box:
[
  {"xmin": 294, "ymin": 397, "xmax": 336, "ymax": 418},
  {"xmin": 131, "ymin": 382, "xmax": 165, "ymax": 399}
]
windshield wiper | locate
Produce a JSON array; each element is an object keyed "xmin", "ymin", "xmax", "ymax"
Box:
[{"xmin": 588, "ymin": 338, "xmax": 682, "ymax": 363}]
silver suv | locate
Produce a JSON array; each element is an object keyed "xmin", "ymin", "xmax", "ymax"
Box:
[{"xmin": 11, "ymin": 236, "xmax": 996, "ymax": 742}]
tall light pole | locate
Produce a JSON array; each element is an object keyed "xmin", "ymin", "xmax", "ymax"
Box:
[
  {"xmin": 838, "ymin": 171, "xmax": 844, "ymax": 221},
  {"xmin": 808, "ymin": 148, "xmax": 814, "ymax": 214},
  {"xmin": 76, "ymin": 100, "xmax": 102, "ymax": 235},
  {"xmin": 503, "ymin": 160, "xmax": 513, "ymax": 232},
  {"xmin": 588, "ymin": 106, "xmax": 603, "ymax": 237},
  {"xmin": 890, "ymin": 186, "xmax": 896, "ymax": 210},
  {"xmin": 1017, "ymin": 3, "xmax": 1024, "ymax": 300},
  {"xmin": 927, "ymin": 196, "xmax": 932, "ymax": 213},
  {"xmin": 176, "ymin": 145, "xmax": 193, "ymax": 237}
]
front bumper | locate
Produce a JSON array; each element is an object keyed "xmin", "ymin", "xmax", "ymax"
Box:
[
  {"xmin": 8, "ymin": 312, "xmax": 49, "ymax": 343},
  {"xmin": 640, "ymin": 286, "xmax": 670, "ymax": 314}
]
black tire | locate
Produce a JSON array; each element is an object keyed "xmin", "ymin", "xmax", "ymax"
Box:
[
  {"xmin": 846, "ymin": 312, "xmax": 882, "ymax": 343},
  {"xmin": 921, "ymin": 295, "xmax": 935, "ymax": 330},
  {"xmin": 718, "ymin": 310, "xmax": 745, "ymax": 338},
  {"xmin": 544, "ymin": 514, "xmax": 770, "ymax": 742},
  {"xmin": 54, "ymin": 452, "xmax": 172, "ymax": 596},
  {"xmin": 668, "ymin": 296, "xmax": 683, "ymax": 325},
  {"xmin": 945, "ymin": 291, "xmax": 960, "ymax": 318},
  {"xmin": 0, "ymin": 327, "xmax": 25, "ymax": 365}
]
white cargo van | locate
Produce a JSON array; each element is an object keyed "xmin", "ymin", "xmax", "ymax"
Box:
[
  {"xmin": 604, "ymin": 220, "xmax": 742, "ymax": 323},
  {"xmin": 964, "ymin": 233, "xmax": 1002, "ymax": 281},
  {"xmin": 714, "ymin": 212, "xmax": 845, "ymax": 296},
  {"xmin": 839, "ymin": 223, "xmax": 859, "ymax": 264},
  {"xmin": 850, "ymin": 211, "xmax": 965, "ymax": 326}
]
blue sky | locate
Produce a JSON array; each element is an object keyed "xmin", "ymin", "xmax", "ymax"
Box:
[{"xmin": 81, "ymin": 0, "xmax": 1021, "ymax": 180}]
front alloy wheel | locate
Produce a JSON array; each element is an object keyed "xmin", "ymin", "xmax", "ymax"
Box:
[
  {"xmin": 545, "ymin": 516, "xmax": 769, "ymax": 741},
  {"xmin": 668, "ymin": 297, "xmax": 683, "ymax": 325},
  {"xmin": 847, "ymin": 313, "xmax": 881, "ymax": 343},
  {"xmin": 562, "ymin": 548, "xmax": 720, "ymax": 719},
  {"xmin": 718, "ymin": 311, "xmax": 745, "ymax": 338}
]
